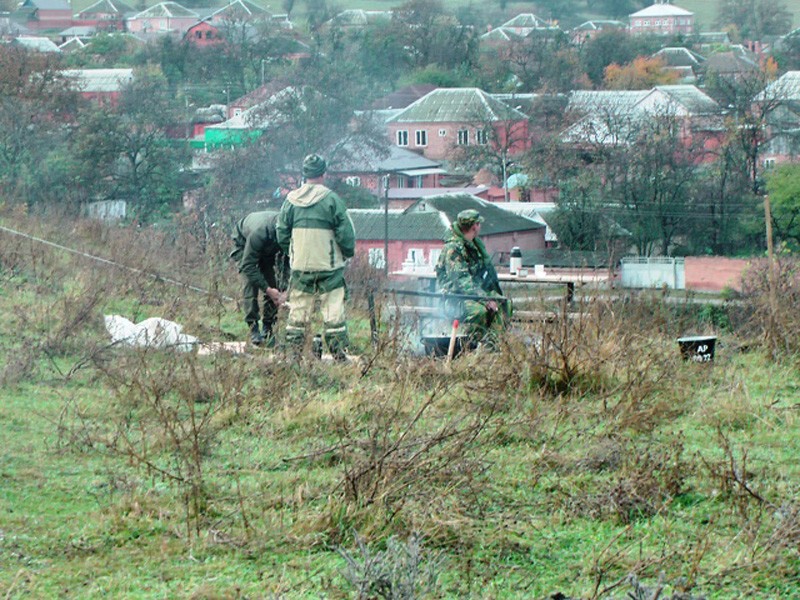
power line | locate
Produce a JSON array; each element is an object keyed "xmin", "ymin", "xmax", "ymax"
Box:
[{"xmin": 0, "ymin": 224, "xmax": 234, "ymax": 303}]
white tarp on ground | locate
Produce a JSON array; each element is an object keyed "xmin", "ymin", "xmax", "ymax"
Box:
[{"xmin": 104, "ymin": 315, "xmax": 199, "ymax": 352}]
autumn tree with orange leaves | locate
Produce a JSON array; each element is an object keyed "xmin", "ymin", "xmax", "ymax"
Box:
[{"xmin": 603, "ymin": 56, "xmax": 679, "ymax": 90}]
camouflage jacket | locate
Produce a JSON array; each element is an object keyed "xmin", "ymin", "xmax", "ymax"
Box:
[
  {"xmin": 276, "ymin": 183, "xmax": 356, "ymax": 294},
  {"xmin": 435, "ymin": 225, "xmax": 502, "ymax": 298},
  {"xmin": 230, "ymin": 211, "xmax": 287, "ymax": 290}
]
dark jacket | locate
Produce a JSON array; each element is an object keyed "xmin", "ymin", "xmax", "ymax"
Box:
[{"xmin": 231, "ymin": 211, "xmax": 287, "ymax": 290}]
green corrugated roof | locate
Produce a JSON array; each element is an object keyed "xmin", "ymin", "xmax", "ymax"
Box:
[
  {"xmin": 520, "ymin": 249, "xmax": 611, "ymax": 269},
  {"xmin": 411, "ymin": 194, "xmax": 544, "ymax": 236},
  {"xmin": 350, "ymin": 210, "xmax": 449, "ymax": 241},
  {"xmin": 387, "ymin": 88, "xmax": 528, "ymax": 124}
]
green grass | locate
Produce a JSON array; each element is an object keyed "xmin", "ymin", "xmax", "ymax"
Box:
[{"xmin": 2, "ymin": 213, "xmax": 800, "ymax": 598}]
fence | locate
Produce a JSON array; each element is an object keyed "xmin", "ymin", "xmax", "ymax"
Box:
[{"xmin": 620, "ymin": 256, "xmax": 685, "ymax": 289}]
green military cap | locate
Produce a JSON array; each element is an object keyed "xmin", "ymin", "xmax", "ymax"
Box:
[
  {"xmin": 302, "ymin": 154, "xmax": 327, "ymax": 178},
  {"xmin": 456, "ymin": 209, "xmax": 485, "ymax": 228}
]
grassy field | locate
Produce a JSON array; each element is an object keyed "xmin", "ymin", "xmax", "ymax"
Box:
[{"xmin": 1, "ymin": 211, "xmax": 800, "ymax": 598}]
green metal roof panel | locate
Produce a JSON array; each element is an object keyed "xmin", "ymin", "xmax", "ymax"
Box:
[
  {"xmin": 412, "ymin": 194, "xmax": 544, "ymax": 236},
  {"xmin": 349, "ymin": 210, "xmax": 449, "ymax": 241}
]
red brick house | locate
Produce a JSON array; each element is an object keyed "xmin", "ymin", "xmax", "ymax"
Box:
[
  {"xmin": 350, "ymin": 193, "xmax": 546, "ymax": 273},
  {"xmin": 561, "ymin": 85, "xmax": 723, "ymax": 160},
  {"xmin": 126, "ymin": 2, "xmax": 199, "ymax": 35},
  {"xmin": 328, "ymin": 144, "xmax": 446, "ymax": 198},
  {"xmin": 15, "ymin": 0, "xmax": 73, "ymax": 31},
  {"xmin": 629, "ymin": 1, "xmax": 694, "ymax": 36},
  {"xmin": 73, "ymin": 0, "xmax": 133, "ymax": 32},
  {"xmin": 185, "ymin": 20, "xmax": 223, "ymax": 47},
  {"xmin": 570, "ymin": 20, "xmax": 627, "ymax": 44},
  {"xmin": 61, "ymin": 68, "xmax": 134, "ymax": 105},
  {"xmin": 386, "ymin": 88, "xmax": 530, "ymax": 161}
]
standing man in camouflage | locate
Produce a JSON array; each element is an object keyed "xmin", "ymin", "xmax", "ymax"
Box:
[
  {"xmin": 230, "ymin": 211, "xmax": 288, "ymax": 346},
  {"xmin": 435, "ymin": 209, "xmax": 509, "ymax": 343},
  {"xmin": 276, "ymin": 154, "xmax": 356, "ymax": 361}
]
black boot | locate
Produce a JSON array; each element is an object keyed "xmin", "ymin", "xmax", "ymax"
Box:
[
  {"xmin": 262, "ymin": 322, "xmax": 276, "ymax": 348},
  {"xmin": 249, "ymin": 323, "xmax": 264, "ymax": 346}
]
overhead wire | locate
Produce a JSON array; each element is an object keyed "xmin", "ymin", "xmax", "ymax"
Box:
[{"xmin": 0, "ymin": 224, "xmax": 235, "ymax": 303}]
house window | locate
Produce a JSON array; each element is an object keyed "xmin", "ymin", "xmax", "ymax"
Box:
[
  {"xmin": 763, "ymin": 158, "xmax": 776, "ymax": 169},
  {"xmin": 195, "ymin": 30, "xmax": 202, "ymax": 38},
  {"xmin": 415, "ymin": 130, "xmax": 428, "ymax": 146},
  {"xmin": 397, "ymin": 130, "xmax": 409, "ymax": 146},
  {"xmin": 407, "ymin": 248, "xmax": 424, "ymax": 265},
  {"xmin": 476, "ymin": 129, "xmax": 488, "ymax": 145},
  {"xmin": 396, "ymin": 174, "xmax": 408, "ymax": 188},
  {"xmin": 233, "ymin": 108, "xmax": 242, "ymax": 116},
  {"xmin": 344, "ymin": 176, "xmax": 361, "ymax": 187},
  {"xmin": 643, "ymin": 20, "xmax": 649, "ymax": 26},
  {"xmin": 413, "ymin": 175, "xmax": 423, "ymax": 188},
  {"xmin": 429, "ymin": 248, "xmax": 441, "ymax": 266},
  {"xmin": 368, "ymin": 248, "xmax": 385, "ymax": 270},
  {"xmin": 457, "ymin": 129, "xmax": 469, "ymax": 145},
  {"xmin": 438, "ymin": 129, "xmax": 447, "ymax": 137}
]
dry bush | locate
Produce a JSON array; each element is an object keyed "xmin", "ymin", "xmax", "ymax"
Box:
[
  {"xmin": 496, "ymin": 297, "xmax": 688, "ymax": 423},
  {"xmin": 69, "ymin": 348, "xmax": 259, "ymax": 538},
  {"xmin": 291, "ymin": 365, "xmax": 507, "ymax": 542},
  {"xmin": 740, "ymin": 257, "xmax": 800, "ymax": 355},
  {"xmin": 565, "ymin": 435, "xmax": 691, "ymax": 524}
]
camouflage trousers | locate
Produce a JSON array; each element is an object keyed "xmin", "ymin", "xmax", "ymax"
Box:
[
  {"xmin": 285, "ymin": 286, "xmax": 348, "ymax": 357},
  {"xmin": 453, "ymin": 298, "xmax": 510, "ymax": 344},
  {"xmin": 243, "ymin": 278, "xmax": 278, "ymax": 337}
]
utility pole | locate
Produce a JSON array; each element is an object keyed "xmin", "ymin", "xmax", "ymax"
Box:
[
  {"xmin": 764, "ymin": 194, "xmax": 778, "ymax": 347},
  {"xmin": 501, "ymin": 150, "xmax": 509, "ymax": 202},
  {"xmin": 383, "ymin": 174, "xmax": 389, "ymax": 276}
]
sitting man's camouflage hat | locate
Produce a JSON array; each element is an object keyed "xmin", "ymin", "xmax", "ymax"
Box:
[
  {"xmin": 456, "ymin": 209, "xmax": 485, "ymax": 228},
  {"xmin": 302, "ymin": 154, "xmax": 327, "ymax": 179}
]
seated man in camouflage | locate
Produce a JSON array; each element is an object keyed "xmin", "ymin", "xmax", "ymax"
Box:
[{"xmin": 434, "ymin": 209, "xmax": 510, "ymax": 345}]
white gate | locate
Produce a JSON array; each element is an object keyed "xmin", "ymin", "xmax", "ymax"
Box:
[{"xmin": 620, "ymin": 256, "xmax": 685, "ymax": 289}]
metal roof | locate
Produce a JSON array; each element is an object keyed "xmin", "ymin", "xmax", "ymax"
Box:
[
  {"xmin": 12, "ymin": 36, "xmax": 61, "ymax": 52},
  {"xmin": 653, "ymin": 47, "xmax": 705, "ymax": 67},
  {"xmin": 19, "ymin": 0, "xmax": 70, "ymax": 10},
  {"xmin": 568, "ymin": 90, "xmax": 650, "ymax": 115},
  {"xmin": 77, "ymin": 0, "xmax": 135, "ymax": 15},
  {"xmin": 387, "ymin": 88, "xmax": 528, "ymax": 124},
  {"xmin": 62, "ymin": 68, "xmax": 134, "ymax": 92},
  {"xmin": 209, "ymin": 0, "xmax": 270, "ymax": 19},
  {"xmin": 647, "ymin": 85, "xmax": 719, "ymax": 114},
  {"xmin": 387, "ymin": 186, "xmax": 488, "ymax": 199},
  {"xmin": 501, "ymin": 13, "xmax": 548, "ymax": 29},
  {"xmin": 572, "ymin": 20, "xmax": 626, "ymax": 31},
  {"xmin": 630, "ymin": 3, "xmax": 693, "ymax": 17},
  {"xmin": 757, "ymin": 71, "xmax": 800, "ymax": 102},
  {"xmin": 132, "ymin": 2, "xmax": 198, "ymax": 19},
  {"xmin": 328, "ymin": 143, "xmax": 442, "ymax": 174},
  {"xmin": 410, "ymin": 194, "xmax": 544, "ymax": 236},
  {"xmin": 349, "ymin": 209, "xmax": 450, "ymax": 242}
]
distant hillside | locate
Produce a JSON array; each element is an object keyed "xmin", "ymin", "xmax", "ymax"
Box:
[{"xmin": 68, "ymin": 0, "xmax": 800, "ymax": 31}]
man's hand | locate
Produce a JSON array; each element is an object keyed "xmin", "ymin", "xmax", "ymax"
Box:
[
  {"xmin": 266, "ymin": 287, "xmax": 285, "ymax": 307},
  {"xmin": 486, "ymin": 300, "xmax": 498, "ymax": 313}
]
